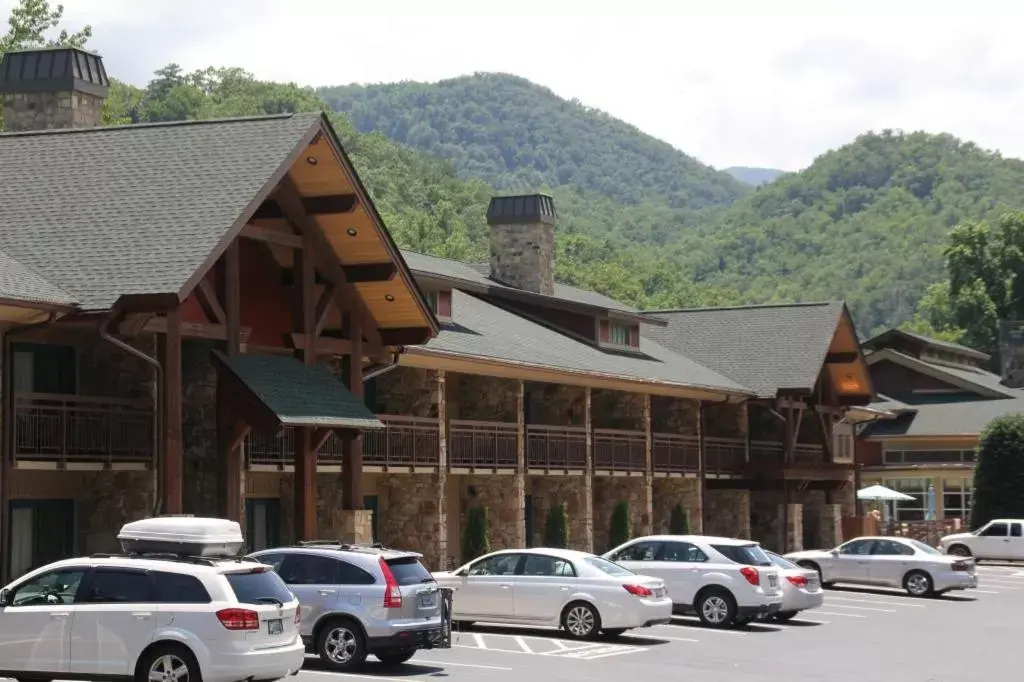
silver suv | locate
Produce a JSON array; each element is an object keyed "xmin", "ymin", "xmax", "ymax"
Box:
[{"xmin": 250, "ymin": 542, "xmax": 443, "ymax": 670}]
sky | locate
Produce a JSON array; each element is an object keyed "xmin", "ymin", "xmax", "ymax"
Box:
[{"xmin": 6, "ymin": 0, "xmax": 1024, "ymax": 171}]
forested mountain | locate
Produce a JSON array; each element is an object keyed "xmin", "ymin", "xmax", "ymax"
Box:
[{"xmin": 724, "ymin": 166, "xmax": 785, "ymax": 186}]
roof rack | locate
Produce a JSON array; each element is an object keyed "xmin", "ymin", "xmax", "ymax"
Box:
[
  {"xmin": 295, "ymin": 540, "xmax": 388, "ymax": 551},
  {"xmin": 89, "ymin": 551, "xmax": 263, "ymax": 566}
]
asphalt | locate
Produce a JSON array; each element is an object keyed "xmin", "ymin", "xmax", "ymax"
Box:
[{"xmin": 295, "ymin": 562, "xmax": 1024, "ymax": 682}]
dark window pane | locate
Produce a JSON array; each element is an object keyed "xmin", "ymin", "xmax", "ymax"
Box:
[
  {"xmin": 336, "ymin": 560, "xmax": 376, "ymax": 586},
  {"xmin": 152, "ymin": 571, "xmax": 211, "ymax": 603},
  {"xmin": 981, "ymin": 523, "xmax": 1009, "ymax": 537},
  {"xmin": 521, "ymin": 555, "xmax": 575, "ymax": 577},
  {"xmin": 1012, "ymin": 524, "xmax": 1023, "ymax": 538},
  {"xmin": 83, "ymin": 570, "xmax": 153, "ymax": 603},
  {"xmin": 614, "ymin": 542, "xmax": 660, "ymax": 562},
  {"xmin": 278, "ymin": 555, "xmax": 339, "ymax": 585},
  {"xmin": 11, "ymin": 568, "xmax": 85, "ymax": 606},
  {"xmin": 225, "ymin": 569, "xmax": 294, "ymax": 605},
  {"xmin": 712, "ymin": 544, "xmax": 772, "ymax": 566},
  {"xmin": 662, "ymin": 542, "xmax": 707, "ymax": 563}
]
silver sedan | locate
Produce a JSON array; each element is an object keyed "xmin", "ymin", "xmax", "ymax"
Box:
[{"xmin": 764, "ymin": 550, "xmax": 823, "ymax": 621}]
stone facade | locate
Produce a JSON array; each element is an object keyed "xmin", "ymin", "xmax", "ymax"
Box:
[
  {"xmin": 651, "ymin": 396, "xmax": 699, "ymax": 435},
  {"xmin": 374, "ymin": 366, "xmax": 437, "ymax": 416},
  {"xmin": 782, "ymin": 503, "xmax": 804, "ymax": 552},
  {"xmin": 592, "ymin": 477, "xmax": 651, "ymax": 552},
  {"xmin": 704, "ymin": 401, "xmax": 748, "ymax": 438},
  {"xmin": 181, "ymin": 340, "xmax": 220, "ymax": 517},
  {"xmin": 652, "ymin": 478, "xmax": 701, "ymax": 534},
  {"xmin": 488, "ymin": 222, "xmax": 555, "ymax": 296},
  {"xmin": 77, "ymin": 471, "xmax": 154, "ymax": 554},
  {"xmin": 750, "ymin": 491, "xmax": 784, "ymax": 549},
  {"xmin": 448, "ymin": 374, "xmax": 518, "ymax": 421},
  {"xmin": 705, "ymin": 488, "xmax": 751, "ymax": 539},
  {"xmin": 819, "ymin": 503, "xmax": 843, "ymax": 548},
  {"xmin": 525, "ymin": 383, "xmax": 585, "ymax": 425},
  {"xmin": 377, "ymin": 473, "xmax": 446, "ymax": 570},
  {"xmin": 455, "ymin": 474, "xmax": 524, "ymax": 562},
  {"xmin": 3, "ymin": 90, "xmax": 105, "ymax": 132},
  {"xmin": 591, "ymin": 389, "xmax": 645, "ymax": 429},
  {"xmin": 529, "ymin": 475, "xmax": 593, "ymax": 551}
]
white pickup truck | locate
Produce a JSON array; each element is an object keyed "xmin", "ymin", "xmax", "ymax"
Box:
[
  {"xmin": 603, "ymin": 535, "xmax": 783, "ymax": 629},
  {"xmin": 939, "ymin": 519, "xmax": 1024, "ymax": 560}
]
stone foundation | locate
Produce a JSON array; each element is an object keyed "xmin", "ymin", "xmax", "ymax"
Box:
[
  {"xmin": 182, "ymin": 340, "xmax": 219, "ymax": 517},
  {"xmin": 338, "ymin": 510, "xmax": 374, "ymax": 544},
  {"xmin": 377, "ymin": 474, "xmax": 446, "ymax": 570},
  {"xmin": 592, "ymin": 476, "xmax": 650, "ymax": 551},
  {"xmin": 652, "ymin": 478, "xmax": 701, "ymax": 534},
  {"xmin": 819, "ymin": 503, "xmax": 843, "ymax": 548},
  {"xmin": 782, "ymin": 503, "xmax": 803, "ymax": 552},
  {"xmin": 529, "ymin": 475, "xmax": 593, "ymax": 551},
  {"xmin": 750, "ymin": 491, "xmax": 783, "ymax": 550},
  {"xmin": 705, "ymin": 488, "xmax": 751, "ymax": 539},
  {"xmin": 456, "ymin": 474, "xmax": 524, "ymax": 562}
]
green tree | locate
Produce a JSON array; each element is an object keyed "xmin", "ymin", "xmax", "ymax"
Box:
[
  {"xmin": 669, "ymin": 504, "xmax": 690, "ymax": 534},
  {"xmin": 543, "ymin": 502, "xmax": 569, "ymax": 548},
  {"xmin": 462, "ymin": 506, "xmax": 490, "ymax": 562},
  {"xmin": 608, "ymin": 501, "xmax": 631, "ymax": 551},
  {"xmin": 0, "ymin": 0, "xmax": 91, "ymax": 53},
  {"xmin": 970, "ymin": 414, "xmax": 1024, "ymax": 529}
]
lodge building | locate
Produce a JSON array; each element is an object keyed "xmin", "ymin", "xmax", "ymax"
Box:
[{"xmin": 0, "ymin": 47, "xmax": 876, "ymax": 578}]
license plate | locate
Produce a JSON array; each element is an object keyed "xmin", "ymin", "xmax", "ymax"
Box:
[
  {"xmin": 418, "ymin": 591, "xmax": 437, "ymax": 608},
  {"xmin": 808, "ymin": 578, "xmax": 820, "ymax": 590},
  {"xmin": 267, "ymin": 618, "xmax": 283, "ymax": 635},
  {"xmin": 654, "ymin": 587, "xmax": 665, "ymax": 598},
  {"xmin": 768, "ymin": 575, "xmax": 777, "ymax": 587}
]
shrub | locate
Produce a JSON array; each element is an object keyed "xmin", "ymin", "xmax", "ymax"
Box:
[
  {"xmin": 462, "ymin": 506, "xmax": 491, "ymax": 561},
  {"xmin": 669, "ymin": 504, "xmax": 690, "ymax": 534},
  {"xmin": 970, "ymin": 414, "xmax": 1024, "ymax": 529},
  {"xmin": 544, "ymin": 502, "xmax": 569, "ymax": 548},
  {"xmin": 608, "ymin": 500, "xmax": 631, "ymax": 550}
]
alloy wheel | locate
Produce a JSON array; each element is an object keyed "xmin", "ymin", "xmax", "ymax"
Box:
[
  {"xmin": 324, "ymin": 626, "xmax": 358, "ymax": 664},
  {"xmin": 702, "ymin": 596, "xmax": 730, "ymax": 624},
  {"xmin": 148, "ymin": 654, "xmax": 189, "ymax": 682},
  {"xmin": 565, "ymin": 605, "xmax": 596, "ymax": 637},
  {"xmin": 906, "ymin": 573, "xmax": 930, "ymax": 596}
]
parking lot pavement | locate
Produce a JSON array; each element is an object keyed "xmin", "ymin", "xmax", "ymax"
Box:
[{"xmin": 293, "ymin": 566, "xmax": 1024, "ymax": 682}]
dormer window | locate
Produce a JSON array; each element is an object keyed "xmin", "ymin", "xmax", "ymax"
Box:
[
  {"xmin": 425, "ymin": 289, "xmax": 452, "ymax": 323},
  {"xmin": 598, "ymin": 320, "xmax": 639, "ymax": 349}
]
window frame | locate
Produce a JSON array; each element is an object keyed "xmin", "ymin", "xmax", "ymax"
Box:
[
  {"xmin": 660, "ymin": 541, "xmax": 709, "ymax": 563},
  {"xmin": 610, "ymin": 540, "xmax": 662, "ymax": 562},
  {"xmin": 7, "ymin": 566, "xmax": 88, "ymax": 607},
  {"xmin": 277, "ymin": 553, "xmax": 342, "ymax": 585},
  {"xmin": 518, "ymin": 554, "xmax": 578, "ymax": 578},
  {"xmin": 78, "ymin": 567, "xmax": 155, "ymax": 604},
  {"xmin": 465, "ymin": 553, "xmax": 524, "ymax": 577}
]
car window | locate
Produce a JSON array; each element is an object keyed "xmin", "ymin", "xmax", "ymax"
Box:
[
  {"xmin": 335, "ymin": 559, "xmax": 376, "ymax": 586},
  {"xmin": 383, "ymin": 557, "xmax": 432, "ymax": 586},
  {"xmin": 611, "ymin": 541, "xmax": 661, "ymax": 562},
  {"xmin": 521, "ymin": 555, "xmax": 577, "ymax": 577},
  {"xmin": 583, "ymin": 557, "xmax": 635, "ymax": 577},
  {"xmin": 279, "ymin": 554, "xmax": 339, "ymax": 585},
  {"xmin": 872, "ymin": 540, "xmax": 915, "ymax": 556},
  {"xmin": 712, "ymin": 544, "xmax": 773, "ymax": 566},
  {"xmin": 980, "ymin": 522, "xmax": 1009, "ymax": 537},
  {"xmin": 766, "ymin": 553, "xmax": 799, "ymax": 570},
  {"xmin": 224, "ymin": 569, "xmax": 295, "ymax": 605},
  {"xmin": 467, "ymin": 554, "xmax": 521, "ymax": 576},
  {"xmin": 838, "ymin": 539, "xmax": 876, "ymax": 555},
  {"xmin": 152, "ymin": 571, "xmax": 212, "ymax": 603},
  {"xmin": 10, "ymin": 568, "xmax": 86, "ymax": 606},
  {"xmin": 1013, "ymin": 524, "xmax": 1023, "ymax": 538},
  {"xmin": 81, "ymin": 569, "xmax": 154, "ymax": 603},
  {"xmin": 253, "ymin": 553, "xmax": 286, "ymax": 572},
  {"xmin": 661, "ymin": 541, "xmax": 708, "ymax": 563},
  {"xmin": 907, "ymin": 540, "xmax": 942, "ymax": 556}
]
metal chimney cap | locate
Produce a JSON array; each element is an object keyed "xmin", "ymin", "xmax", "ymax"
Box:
[
  {"xmin": 0, "ymin": 47, "xmax": 109, "ymax": 97},
  {"xmin": 486, "ymin": 193, "xmax": 557, "ymax": 226}
]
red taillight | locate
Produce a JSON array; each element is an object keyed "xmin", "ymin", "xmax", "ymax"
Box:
[
  {"xmin": 786, "ymin": 575, "xmax": 808, "ymax": 588},
  {"xmin": 378, "ymin": 557, "xmax": 403, "ymax": 608},
  {"xmin": 294, "ymin": 609, "xmax": 301, "ymax": 624},
  {"xmin": 951, "ymin": 561, "xmax": 969, "ymax": 572},
  {"xmin": 216, "ymin": 608, "xmax": 259, "ymax": 631},
  {"xmin": 739, "ymin": 567, "xmax": 760, "ymax": 586},
  {"xmin": 622, "ymin": 583, "xmax": 653, "ymax": 597}
]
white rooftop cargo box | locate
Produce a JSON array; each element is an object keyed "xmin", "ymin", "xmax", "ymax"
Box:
[{"xmin": 118, "ymin": 516, "xmax": 245, "ymax": 557}]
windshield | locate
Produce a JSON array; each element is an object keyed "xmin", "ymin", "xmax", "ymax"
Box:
[
  {"xmin": 712, "ymin": 544, "xmax": 773, "ymax": 567},
  {"xmin": 225, "ymin": 569, "xmax": 295, "ymax": 605},
  {"xmin": 909, "ymin": 539, "xmax": 943, "ymax": 555},
  {"xmin": 584, "ymin": 556, "xmax": 635, "ymax": 577},
  {"xmin": 766, "ymin": 552, "xmax": 798, "ymax": 570}
]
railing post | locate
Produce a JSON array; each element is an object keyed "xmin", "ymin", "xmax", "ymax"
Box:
[
  {"xmin": 59, "ymin": 397, "xmax": 67, "ymax": 467},
  {"xmin": 697, "ymin": 402, "xmax": 707, "ymax": 534},
  {"xmin": 582, "ymin": 387, "xmax": 594, "ymax": 552},
  {"xmin": 513, "ymin": 381, "xmax": 526, "ymax": 548},
  {"xmin": 642, "ymin": 396, "xmax": 653, "ymax": 535}
]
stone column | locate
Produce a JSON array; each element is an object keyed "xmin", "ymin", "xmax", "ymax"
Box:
[
  {"xmin": 434, "ymin": 370, "xmax": 450, "ymax": 568},
  {"xmin": 582, "ymin": 387, "xmax": 594, "ymax": 551},
  {"xmin": 641, "ymin": 394, "xmax": 654, "ymax": 535},
  {"xmin": 782, "ymin": 503, "xmax": 804, "ymax": 552},
  {"xmin": 820, "ymin": 503, "xmax": 843, "ymax": 547},
  {"xmin": 512, "ymin": 381, "xmax": 527, "ymax": 548}
]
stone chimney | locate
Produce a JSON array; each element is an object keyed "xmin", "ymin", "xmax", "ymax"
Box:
[
  {"xmin": 487, "ymin": 193, "xmax": 557, "ymax": 296},
  {"xmin": 0, "ymin": 47, "xmax": 109, "ymax": 132}
]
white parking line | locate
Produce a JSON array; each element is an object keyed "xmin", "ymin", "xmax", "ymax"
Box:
[
  {"xmin": 551, "ymin": 639, "xmax": 569, "ymax": 650},
  {"xmin": 821, "ymin": 603, "xmax": 896, "ymax": 613},
  {"xmin": 514, "ymin": 636, "xmax": 534, "ymax": 654},
  {"xmin": 541, "ymin": 643, "xmax": 647, "ymax": 660},
  {"xmin": 648, "ymin": 634, "xmax": 701, "ymax": 642},
  {"xmin": 419, "ymin": 660, "xmax": 515, "ymax": 670},
  {"xmin": 788, "ymin": 618, "xmax": 830, "ymax": 625},
  {"xmin": 974, "ymin": 589, "xmax": 1001, "ymax": 594},
  {"xmin": 813, "ymin": 610, "xmax": 868, "ymax": 618},
  {"xmin": 826, "ymin": 596, "xmax": 925, "ymax": 608},
  {"xmin": 472, "ymin": 632, "xmax": 487, "ymax": 649}
]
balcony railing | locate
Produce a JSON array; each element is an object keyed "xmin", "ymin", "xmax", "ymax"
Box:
[
  {"xmin": 704, "ymin": 436, "xmax": 746, "ymax": 475},
  {"xmin": 593, "ymin": 428, "xmax": 646, "ymax": 472},
  {"xmin": 750, "ymin": 440, "xmax": 784, "ymax": 462},
  {"xmin": 13, "ymin": 392, "xmax": 154, "ymax": 465},
  {"xmin": 449, "ymin": 420, "xmax": 517, "ymax": 469},
  {"xmin": 652, "ymin": 433, "xmax": 699, "ymax": 473},
  {"xmin": 794, "ymin": 443, "xmax": 824, "ymax": 463},
  {"xmin": 526, "ymin": 424, "xmax": 587, "ymax": 470}
]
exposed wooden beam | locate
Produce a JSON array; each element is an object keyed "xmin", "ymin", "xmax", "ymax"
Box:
[
  {"xmin": 160, "ymin": 309, "xmax": 183, "ymax": 515},
  {"xmin": 314, "ymin": 283, "xmax": 335, "ymax": 336},
  {"xmin": 290, "ymin": 332, "xmax": 351, "ymax": 355},
  {"xmin": 379, "ymin": 326, "xmax": 432, "ymax": 346},
  {"xmin": 225, "ymin": 241, "xmax": 241, "ymax": 356},
  {"xmin": 252, "ymin": 194, "xmax": 358, "ymax": 220},
  {"xmin": 342, "ymin": 263, "xmax": 396, "ymax": 283},
  {"xmin": 313, "ymin": 427, "xmax": 334, "ymax": 452},
  {"xmin": 196, "ymin": 279, "xmax": 227, "ymax": 325},
  {"xmin": 241, "ymin": 224, "xmax": 303, "ymax": 249},
  {"xmin": 825, "ymin": 352, "xmax": 860, "ymax": 363},
  {"xmin": 140, "ymin": 317, "xmax": 252, "ymax": 343},
  {"xmin": 119, "ymin": 312, "xmax": 155, "ymax": 336}
]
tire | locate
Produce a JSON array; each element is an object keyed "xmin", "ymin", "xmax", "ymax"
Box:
[
  {"xmin": 948, "ymin": 544, "xmax": 972, "ymax": 558},
  {"xmin": 602, "ymin": 628, "xmax": 628, "ymax": 638},
  {"xmin": 376, "ymin": 649, "xmax": 416, "ymax": 666},
  {"xmin": 561, "ymin": 601, "xmax": 601, "ymax": 640},
  {"xmin": 136, "ymin": 644, "xmax": 201, "ymax": 682},
  {"xmin": 316, "ymin": 617, "xmax": 368, "ymax": 670},
  {"xmin": 774, "ymin": 611, "xmax": 799, "ymax": 622},
  {"xmin": 903, "ymin": 570, "xmax": 934, "ymax": 597},
  {"xmin": 695, "ymin": 588, "xmax": 737, "ymax": 628},
  {"xmin": 453, "ymin": 620, "xmax": 475, "ymax": 629}
]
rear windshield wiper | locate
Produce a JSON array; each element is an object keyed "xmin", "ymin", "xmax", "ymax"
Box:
[
  {"xmin": 420, "ymin": 577, "xmax": 437, "ymax": 583},
  {"xmin": 254, "ymin": 596, "xmax": 283, "ymax": 606}
]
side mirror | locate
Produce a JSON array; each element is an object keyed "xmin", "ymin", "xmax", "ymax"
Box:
[
  {"xmin": 0, "ymin": 588, "xmax": 9, "ymax": 607},
  {"xmin": 830, "ymin": 549, "xmax": 839, "ymax": 557}
]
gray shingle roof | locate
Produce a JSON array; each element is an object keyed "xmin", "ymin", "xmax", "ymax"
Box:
[
  {"xmin": 214, "ymin": 351, "xmax": 383, "ymax": 430},
  {"xmin": 864, "ymin": 328, "xmax": 990, "ymax": 361},
  {"xmin": 417, "ymin": 290, "xmax": 752, "ymax": 396},
  {"xmin": 646, "ymin": 302, "xmax": 847, "ymax": 398},
  {"xmin": 0, "ymin": 113, "xmax": 319, "ymax": 310},
  {"xmin": 0, "ymin": 250, "xmax": 76, "ymax": 307},
  {"xmin": 402, "ymin": 250, "xmax": 643, "ymax": 317},
  {"xmin": 861, "ymin": 397, "xmax": 1024, "ymax": 438}
]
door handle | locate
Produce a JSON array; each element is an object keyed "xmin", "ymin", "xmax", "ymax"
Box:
[
  {"xmin": 500, "ymin": 584, "xmax": 511, "ymax": 589},
  {"xmin": 560, "ymin": 586, "xmax": 569, "ymax": 591},
  {"xmin": 1003, "ymin": 539, "xmax": 1011, "ymax": 542},
  {"xmin": 50, "ymin": 612, "xmax": 70, "ymax": 619},
  {"xmin": 318, "ymin": 589, "xmax": 337, "ymax": 596},
  {"xmin": 132, "ymin": 612, "xmax": 152, "ymax": 620}
]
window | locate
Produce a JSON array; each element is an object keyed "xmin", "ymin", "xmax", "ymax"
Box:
[
  {"xmin": 598, "ymin": 320, "xmax": 639, "ymax": 348},
  {"xmin": 942, "ymin": 479, "xmax": 971, "ymax": 520},
  {"xmin": 10, "ymin": 568, "xmax": 86, "ymax": 606},
  {"xmin": 152, "ymin": 572, "xmax": 211, "ymax": 603},
  {"xmin": 610, "ymin": 324, "xmax": 630, "ymax": 346},
  {"xmin": 382, "ymin": 557, "xmax": 431, "ymax": 586},
  {"xmin": 424, "ymin": 289, "xmax": 452, "ymax": 321},
  {"xmin": 334, "ymin": 560, "xmax": 375, "ymax": 585},
  {"xmin": 888, "ymin": 478, "xmax": 928, "ymax": 521},
  {"xmin": 245, "ymin": 499, "xmax": 280, "ymax": 552},
  {"xmin": 521, "ymin": 555, "xmax": 576, "ymax": 577},
  {"xmin": 611, "ymin": 541, "xmax": 660, "ymax": 562},
  {"xmin": 278, "ymin": 554, "xmax": 340, "ymax": 585},
  {"xmin": 253, "ymin": 553, "xmax": 287, "ymax": 572},
  {"xmin": 82, "ymin": 569, "xmax": 153, "ymax": 603},
  {"xmin": 11, "ymin": 343, "xmax": 76, "ymax": 394},
  {"xmin": 908, "ymin": 540, "xmax": 942, "ymax": 556},
  {"xmin": 871, "ymin": 540, "xmax": 914, "ymax": 556},
  {"xmin": 1013, "ymin": 524, "xmax": 1023, "ymax": 538},
  {"xmin": 767, "ymin": 552, "xmax": 799, "ymax": 570},
  {"xmin": 838, "ymin": 539, "xmax": 876, "ymax": 556},
  {"xmin": 979, "ymin": 522, "xmax": 1009, "ymax": 537},
  {"xmin": 584, "ymin": 557, "xmax": 635, "ymax": 577},
  {"xmin": 884, "ymin": 449, "xmax": 974, "ymax": 466},
  {"xmin": 712, "ymin": 544, "xmax": 773, "ymax": 566},
  {"xmin": 225, "ymin": 569, "xmax": 294, "ymax": 605},
  {"xmin": 833, "ymin": 423, "xmax": 854, "ymax": 463},
  {"xmin": 661, "ymin": 542, "xmax": 708, "ymax": 563},
  {"xmin": 467, "ymin": 553, "xmax": 521, "ymax": 576}
]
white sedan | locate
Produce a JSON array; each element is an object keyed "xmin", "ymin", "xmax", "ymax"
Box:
[
  {"xmin": 433, "ymin": 547, "xmax": 672, "ymax": 639},
  {"xmin": 785, "ymin": 536, "xmax": 978, "ymax": 597}
]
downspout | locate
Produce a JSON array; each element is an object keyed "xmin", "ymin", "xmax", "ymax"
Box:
[
  {"xmin": 98, "ymin": 312, "xmax": 164, "ymax": 516},
  {"xmin": 362, "ymin": 348, "xmax": 403, "ymax": 382}
]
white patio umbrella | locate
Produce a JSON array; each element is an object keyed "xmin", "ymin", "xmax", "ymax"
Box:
[{"xmin": 856, "ymin": 484, "xmax": 916, "ymax": 502}]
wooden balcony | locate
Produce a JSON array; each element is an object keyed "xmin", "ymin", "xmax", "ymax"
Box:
[
  {"xmin": 448, "ymin": 420, "xmax": 517, "ymax": 470},
  {"xmin": 704, "ymin": 436, "xmax": 746, "ymax": 476},
  {"xmin": 750, "ymin": 440, "xmax": 784, "ymax": 461},
  {"xmin": 593, "ymin": 428, "xmax": 646, "ymax": 473},
  {"xmin": 652, "ymin": 433, "xmax": 699, "ymax": 474},
  {"xmin": 526, "ymin": 424, "xmax": 587, "ymax": 471},
  {"xmin": 794, "ymin": 443, "xmax": 824, "ymax": 463},
  {"xmin": 13, "ymin": 392, "xmax": 154, "ymax": 467}
]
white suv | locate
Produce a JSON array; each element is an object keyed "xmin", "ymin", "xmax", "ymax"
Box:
[
  {"xmin": 0, "ymin": 517, "xmax": 305, "ymax": 682},
  {"xmin": 603, "ymin": 535, "xmax": 783, "ymax": 628}
]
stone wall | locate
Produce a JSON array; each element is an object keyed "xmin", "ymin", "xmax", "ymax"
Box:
[
  {"xmin": 455, "ymin": 474, "xmax": 524, "ymax": 563},
  {"xmin": 529, "ymin": 475, "xmax": 593, "ymax": 551},
  {"xmin": 783, "ymin": 503, "xmax": 804, "ymax": 552},
  {"xmin": 704, "ymin": 401, "xmax": 748, "ymax": 438},
  {"xmin": 591, "ymin": 390, "xmax": 645, "ymax": 429},
  {"xmin": 651, "ymin": 397, "xmax": 699, "ymax": 435},
  {"xmin": 182, "ymin": 340, "xmax": 219, "ymax": 517},
  {"xmin": 377, "ymin": 473, "xmax": 446, "ymax": 570},
  {"xmin": 448, "ymin": 374, "xmax": 518, "ymax": 422},
  {"xmin": 819, "ymin": 504, "xmax": 843, "ymax": 548},
  {"xmin": 800, "ymin": 490, "xmax": 826, "ymax": 549},
  {"xmin": 489, "ymin": 220, "xmax": 556, "ymax": 296},
  {"xmin": 76, "ymin": 333, "xmax": 158, "ymax": 400},
  {"xmin": 525, "ymin": 383, "xmax": 585, "ymax": 425},
  {"xmin": 750, "ymin": 491, "xmax": 784, "ymax": 550},
  {"xmin": 705, "ymin": 488, "xmax": 751, "ymax": 539},
  {"xmin": 652, "ymin": 478, "xmax": 701, "ymax": 534},
  {"xmin": 78, "ymin": 471, "xmax": 154, "ymax": 554},
  {"xmin": 592, "ymin": 477, "xmax": 650, "ymax": 552},
  {"xmin": 375, "ymin": 367, "xmax": 437, "ymax": 416},
  {"xmin": 3, "ymin": 90, "xmax": 105, "ymax": 132}
]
